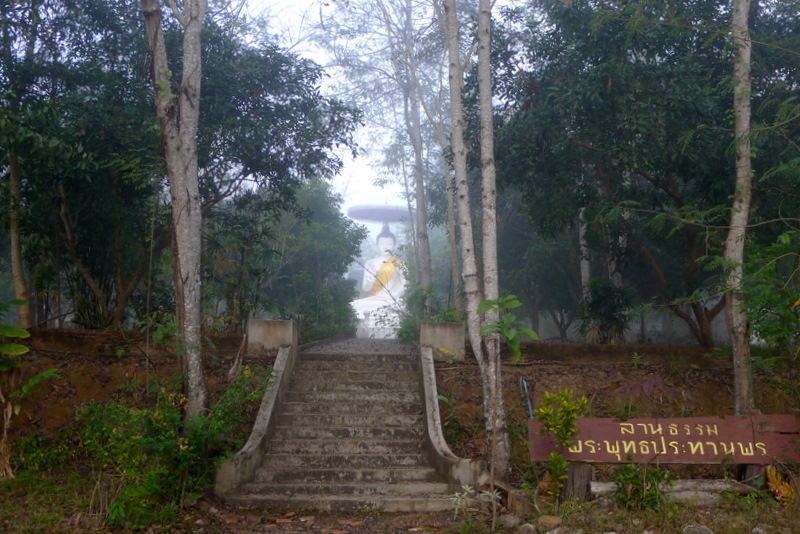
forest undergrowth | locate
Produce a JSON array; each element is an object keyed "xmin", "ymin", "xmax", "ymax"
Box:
[{"xmin": 1, "ymin": 338, "xmax": 799, "ymax": 533}]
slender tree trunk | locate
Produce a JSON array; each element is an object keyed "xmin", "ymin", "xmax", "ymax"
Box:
[
  {"xmin": 445, "ymin": 161, "xmax": 463, "ymax": 313},
  {"xmin": 8, "ymin": 150, "xmax": 31, "ymax": 328},
  {"xmin": 478, "ymin": 0, "xmax": 498, "ymax": 308},
  {"xmin": 477, "ymin": 0, "xmax": 510, "ymax": 481},
  {"xmin": 726, "ymin": 0, "xmax": 754, "ymax": 415},
  {"xmin": 427, "ymin": 93, "xmax": 461, "ymax": 313},
  {"xmin": 141, "ymin": 0, "xmax": 208, "ymax": 421},
  {"xmin": 437, "ymin": 0, "xmax": 511, "ymax": 481},
  {"xmin": 404, "ymin": 13, "xmax": 461, "ymax": 314},
  {"xmin": 629, "ymin": 229, "xmax": 724, "ymax": 347},
  {"xmin": 439, "ymin": 0, "xmax": 482, "ymax": 344},
  {"xmin": 401, "ymin": 0, "xmax": 433, "ymax": 301},
  {"xmin": 440, "ymin": 0, "xmax": 481, "ymax": 342},
  {"xmin": 577, "ymin": 168, "xmax": 592, "ymax": 300},
  {"xmin": 410, "ymin": 96, "xmax": 432, "ymax": 298},
  {"xmin": 1, "ymin": 1, "xmax": 35, "ymax": 329},
  {"xmin": 578, "ymin": 208, "xmax": 591, "ymax": 297}
]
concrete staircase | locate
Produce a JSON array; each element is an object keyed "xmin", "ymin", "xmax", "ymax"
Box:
[{"xmin": 221, "ymin": 347, "xmax": 458, "ymax": 512}]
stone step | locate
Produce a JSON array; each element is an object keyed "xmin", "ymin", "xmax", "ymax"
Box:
[
  {"xmin": 259, "ymin": 453, "xmax": 431, "ymax": 470},
  {"xmin": 292, "ymin": 360, "xmax": 419, "ymax": 374},
  {"xmin": 283, "ymin": 390, "xmax": 421, "ymax": 404},
  {"xmin": 224, "ymin": 492, "xmax": 455, "ymax": 513},
  {"xmin": 268, "ymin": 439, "xmax": 424, "ymax": 455},
  {"xmin": 271, "ymin": 425, "xmax": 424, "ymax": 440},
  {"xmin": 279, "ymin": 400, "xmax": 422, "ymax": 416},
  {"xmin": 297, "ymin": 352, "xmax": 417, "ymax": 364},
  {"xmin": 254, "ymin": 466, "xmax": 440, "ymax": 484},
  {"xmin": 289, "ymin": 379, "xmax": 419, "ymax": 394},
  {"xmin": 275, "ymin": 412, "xmax": 423, "ymax": 427},
  {"xmin": 287, "ymin": 371, "xmax": 418, "ymax": 385},
  {"xmin": 219, "ymin": 343, "xmax": 457, "ymax": 513}
]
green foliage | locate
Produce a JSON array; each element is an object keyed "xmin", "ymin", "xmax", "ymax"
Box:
[
  {"xmin": 452, "ymin": 485, "xmax": 477, "ymax": 519},
  {"xmin": 76, "ymin": 398, "xmax": 192, "ymax": 529},
  {"xmin": 3, "ymin": 1, "xmax": 166, "ymax": 328},
  {"xmin": 745, "ymin": 230, "xmax": 800, "ymax": 413},
  {"xmin": 432, "ymin": 307, "xmax": 464, "ymax": 322},
  {"xmin": 746, "ymin": 231, "xmax": 800, "ymax": 347},
  {"xmin": 10, "ymin": 368, "xmax": 60, "ymax": 399},
  {"xmin": 2, "ymin": 2, "xmax": 362, "ymax": 330},
  {"xmin": 451, "ymin": 485, "xmax": 501, "ymax": 524},
  {"xmin": 0, "ymin": 300, "xmax": 59, "ymax": 479},
  {"xmin": 609, "ymin": 396, "xmax": 639, "ymax": 421},
  {"xmin": 546, "ymin": 450, "xmax": 570, "ymax": 501},
  {"xmin": 0, "ymin": 470, "xmax": 95, "ymax": 532},
  {"xmin": 438, "ymin": 394, "xmax": 483, "ymax": 446},
  {"xmin": 453, "ymin": 514, "xmax": 490, "ymax": 534},
  {"xmin": 208, "ymin": 182, "xmax": 365, "ymax": 341},
  {"xmin": 479, "ymin": 295, "xmax": 538, "ymax": 363},
  {"xmin": 578, "ymin": 278, "xmax": 633, "ymax": 344},
  {"xmin": 138, "ymin": 312, "xmax": 180, "ymax": 351},
  {"xmin": 507, "ymin": 408, "xmax": 539, "ymax": 486},
  {"xmin": 75, "ymin": 367, "xmax": 272, "ymax": 529},
  {"xmin": 206, "ymin": 366, "xmax": 273, "ymax": 443},
  {"xmin": 533, "ymin": 390, "xmax": 588, "ymax": 448},
  {"xmin": 10, "ymin": 431, "xmax": 79, "ymax": 472},
  {"xmin": 497, "ymin": 227, "xmax": 579, "ymax": 341},
  {"xmin": 630, "ymin": 352, "xmax": 646, "ymax": 368},
  {"xmin": 0, "ymin": 309, "xmax": 31, "ymax": 372},
  {"xmin": 396, "ymin": 284, "xmax": 462, "ymax": 345},
  {"xmin": 395, "ymin": 314, "xmax": 420, "ymax": 345},
  {"xmin": 533, "ymin": 390, "xmax": 588, "ymax": 503},
  {"xmin": 718, "ymin": 483, "xmax": 780, "ymax": 514},
  {"xmin": 493, "ymin": 0, "xmax": 800, "ymax": 347},
  {"xmin": 611, "ymin": 462, "xmax": 673, "ymax": 511}
]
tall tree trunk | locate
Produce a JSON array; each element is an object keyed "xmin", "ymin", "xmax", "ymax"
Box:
[
  {"xmin": 141, "ymin": 0, "xmax": 208, "ymax": 422},
  {"xmin": 400, "ymin": 0, "xmax": 433, "ymax": 302},
  {"xmin": 477, "ymin": 0, "xmax": 510, "ymax": 481},
  {"xmin": 436, "ymin": 0, "xmax": 511, "ymax": 481},
  {"xmin": 439, "ymin": 0, "xmax": 481, "ymax": 342},
  {"xmin": 404, "ymin": 12, "xmax": 461, "ymax": 314},
  {"xmin": 410, "ymin": 93, "xmax": 432, "ymax": 299},
  {"xmin": 1, "ymin": 0, "xmax": 35, "ymax": 329},
  {"xmin": 8, "ymin": 150, "xmax": 31, "ymax": 328},
  {"xmin": 445, "ymin": 162, "xmax": 463, "ymax": 313},
  {"xmin": 578, "ymin": 208, "xmax": 591, "ymax": 296},
  {"xmin": 726, "ymin": 0, "xmax": 754, "ymax": 415},
  {"xmin": 427, "ymin": 95, "xmax": 462, "ymax": 313},
  {"xmin": 629, "ymin": 229, "xmax": 724, "ymax": 347}
]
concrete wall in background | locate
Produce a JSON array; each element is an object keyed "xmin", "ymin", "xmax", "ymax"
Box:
[{"xmin": 247, "ymin": 319, "xmax": 297, "ymax": 353}]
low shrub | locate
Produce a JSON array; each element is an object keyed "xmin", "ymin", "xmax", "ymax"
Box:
[
  {"xmin": 611, "ymin": 462, "xmax": 673, "ymax": 511},
  {"xmin": 75, "ymin": 366, "xmax": 272, "ymax": 530}
]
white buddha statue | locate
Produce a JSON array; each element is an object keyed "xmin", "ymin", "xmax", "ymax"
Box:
[{"xmin": 351, "ymin": 225, "xmax": 406, "ymax": 336}]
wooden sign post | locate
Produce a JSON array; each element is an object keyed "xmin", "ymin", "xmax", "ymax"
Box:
[{"xmin": 529, "ymin": 414, "xmax": 800, "ymax": 465}]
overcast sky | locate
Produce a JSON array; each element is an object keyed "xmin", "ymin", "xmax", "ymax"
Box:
[{"xmin": 245, "ymin": 0, "xmax": 407, "ymax": 237}]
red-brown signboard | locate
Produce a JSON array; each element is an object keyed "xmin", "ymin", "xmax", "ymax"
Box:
[{"xmin": 529, "ymin": 415, "xmax": 800, "ymax": 464}]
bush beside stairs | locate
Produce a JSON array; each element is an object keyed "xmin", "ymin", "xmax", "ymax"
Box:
[{"xmin": 217, "ymin": 346, "xmax": 459, "ymax": 512}]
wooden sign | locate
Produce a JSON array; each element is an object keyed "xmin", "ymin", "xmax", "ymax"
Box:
[{"xmin": 529, "ymin": 415, "xmax": 800, "ymax": 465}]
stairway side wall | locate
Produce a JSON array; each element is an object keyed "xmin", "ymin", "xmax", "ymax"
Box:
[
  {"xmin": 215, "ymin": 343, "xmax": 297, "ymax": 495},
  {"xmin": 419, "ymin": 347, "xmax": 488, "ymax": 490}
]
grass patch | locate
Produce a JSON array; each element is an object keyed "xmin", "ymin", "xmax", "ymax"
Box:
[
  {"xmin": 0, "ymin": 469, "xmax": 94, "ymax": 533},
  {"xmin": 3, "ymin": 365, "xmax": 272, "ymax": 532}
]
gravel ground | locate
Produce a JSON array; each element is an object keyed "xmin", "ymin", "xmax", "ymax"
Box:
[{"xmin": 184, "ymin": 502, "xmax": 459, "ymax": 534}]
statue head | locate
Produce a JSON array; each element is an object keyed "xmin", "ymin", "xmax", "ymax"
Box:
[{"xmin": 376, "ymin": 224, "xmax": 396, "ymax": 256}]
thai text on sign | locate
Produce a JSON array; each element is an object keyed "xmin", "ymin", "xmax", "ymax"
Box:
[{"xmin": 528, "ymin": 415, "xmax": 799, "ymax": 464}]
